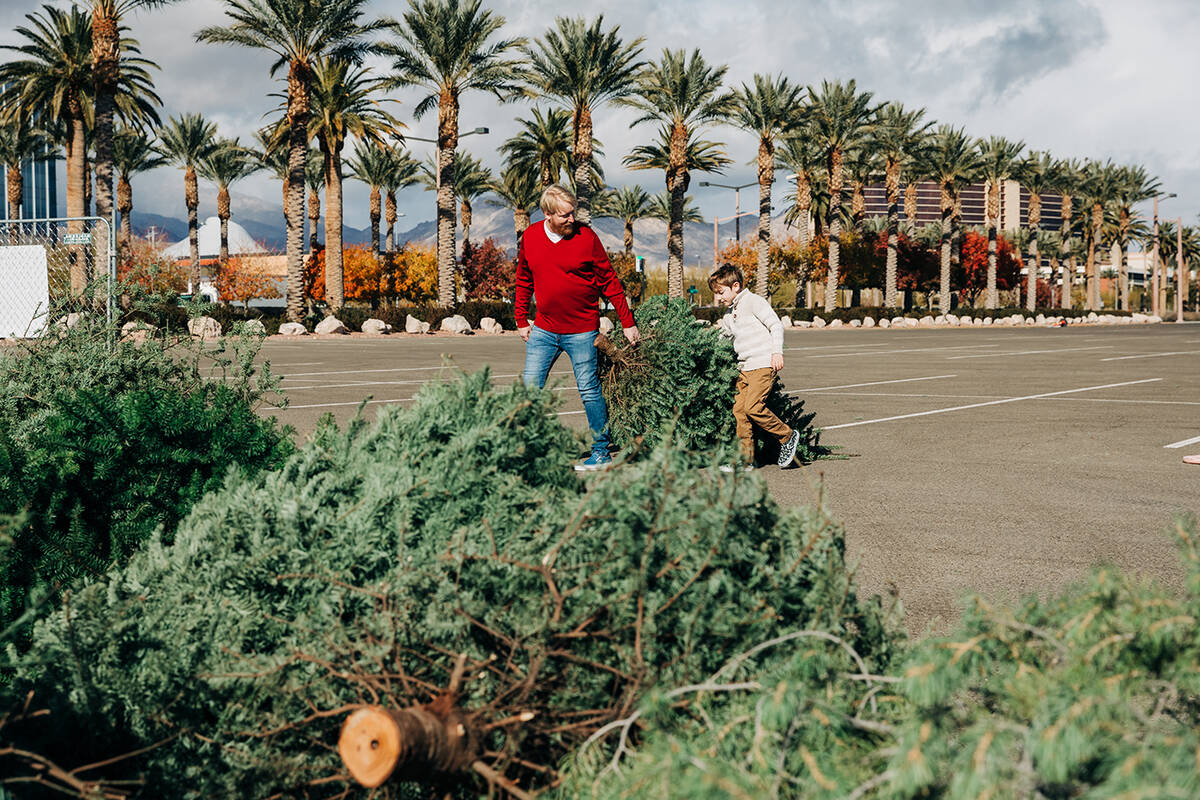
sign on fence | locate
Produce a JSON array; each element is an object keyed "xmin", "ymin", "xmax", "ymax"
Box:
[{"xmin": 0, "ymin": 244, "xmax": 49, "ymax": 338}]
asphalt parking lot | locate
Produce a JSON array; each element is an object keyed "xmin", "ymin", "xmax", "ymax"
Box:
[{"xmin": 257, "ymin": 322, "xmax": 1200, "ymax": 635}]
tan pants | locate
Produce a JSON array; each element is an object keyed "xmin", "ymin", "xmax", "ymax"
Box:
[{"xmin": 733, "ymin": 368, "xmax": 792, "ymax": 460}]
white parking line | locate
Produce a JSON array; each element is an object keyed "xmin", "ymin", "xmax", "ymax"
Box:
[
  {"xmin": 821, "ymin": 378, "xmax": 1162, "ymax": 430},
  {"xmin": 807, "ymin": 344, "xmax": 998, "ymax": 359},
  {"xmin": 784, "ymin": 343, "xmax": 893, "ymax": 352},
  {"xmin": 1165, "ymin": 434, "xmax": 1200, "ymax": 449},
  {"xmin": 282, "ymin": 365, "xmax": 470, "ymax": 377},
  {"xmin": 946, "ymin": 345, "xmax": 1112, "ymax": 359},
  {"xmin": 1100, "ymin": 350, "xmax": 1200, "ymax": 361},
  {"xmin": 787, "ymin": 374, "xmax": 957, "ymax": 393}
]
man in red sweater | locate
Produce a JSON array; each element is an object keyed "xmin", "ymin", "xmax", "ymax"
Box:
[{"xmin": 515, "ymin": 185, "xmax": 641, "ymax": 471}]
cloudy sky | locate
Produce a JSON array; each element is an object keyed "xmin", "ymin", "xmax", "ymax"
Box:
[{"xmin": 3, "ymin": 0, "xmax": 1198, "ymax": 236}]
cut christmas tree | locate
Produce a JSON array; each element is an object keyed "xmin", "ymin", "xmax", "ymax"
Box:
[{"xmin": 596, "ymin": 296, "xmax": 831, "ymax": 464}]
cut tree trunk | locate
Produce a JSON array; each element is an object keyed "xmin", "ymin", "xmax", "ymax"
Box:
[{"xmin": 339, "ymin": 702, "xmax": 479, "ymax": 789}]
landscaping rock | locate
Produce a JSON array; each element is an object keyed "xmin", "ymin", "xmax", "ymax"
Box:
[
  {"xmin": 54, "ymin": 312, "xmax": 87, "ymax": 330},
  {"xmin": 1035, "ymin": 313, "xmax": 1047, "ymax": 325},
  {"xmin": 904, "ymin": 317, "xmax": 920, "ymax": 328},
  {"xmin": 238, "ymin": 319, "xmax": 266, "ymax": 336},
  {"xmin": 598, "ymin": 316, "xmax": 614, "ymax": 334},
  {"xmin": 934, "ymin": 315, "xmax": 948, "ymax": 326},
  {"xmin": 1131, "ymin": 312, "xmax": 1148, "ymax": 323},
  {"xmin": 120, "ymin": 320, "xmax": 156, "ymax": 343},
  {"xmin": 779, "ymin": 315, "xmax": 792, "ymax": 328},
  {"xmin": 959, "ymin": 316, "xmax": 973, "ymax": 326},
  {"xmin": 796, "ymin": 320, "xmax": 812, "ymax": 328},
  {"xmin": 945, "ymin": 314, "xmax": 959, "ymax": 326},
  {"xmin": 315, "ymin": 316, "xmax": 348, "ymax": 335},
  {"xmin": 877, "ymin": 317, "xmax": 889, "ymax": 328},
  {"xmin": 405, "ymin": 314, "xmax": 426, "ymax": 334},
  {"xmin": 1147, "ymin": 314, "xmax": 1163, "ymax": 324},
  {"xmin": 1086, "ymin": 311, "xmax": 1099, "ymax": 322},
  {"xmin": 440, "ymin": 314, "xmax": 471, "ymax": 334},
  {"xmin": 279, "ymin": 322, "xmax": 308, "ymax": 336},
  {"xmin": 891, "ymin": 316, "xmax": 905, "ymax": 327},
  {"xmin": 477, "ymin": 317, "xmax": 502, "ymax": 334},
  {"xmin": 812, "ymin": 317, "xmax": 827, "ymax": 328},
  {"xmin": 983, "ymin": 317, "xmax": 993, "ymax": 326},
  {"xmin": 361, "ymin": 318, "xmax": 392, "ymax": 335},
  {"xmin": 829, "ymin": 318, "xmax": 844, "ymax": 328},
  {"xmin": 862, "ymin": 316, "xmax": 875, "ymax": 328},
  {"xmin": 188, "ymin": 316, "xmax": 222, "ymax": 339},
  {"xmin": 918, "ymin": 315, "xmax": 935, "ymax": 327},
  {"xmin": 849, "ymin": 318, "xmax": 861, "ymax": 328}
]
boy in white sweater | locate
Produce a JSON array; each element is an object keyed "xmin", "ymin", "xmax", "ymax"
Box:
[{"xmin": 709, "ymin": 264, "xmax": 801, "ymax": 468}]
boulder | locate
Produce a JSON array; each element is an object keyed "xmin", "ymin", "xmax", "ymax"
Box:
[
  {"xmin": 598, "ymin": 316, "xmax": 614, "ymax": 334},
  {"xmin": 904, "ymin": 317, "xmax": 920, "ymax": 328},
  {"xmin": 973, "ymin": 317, "xmax": 984, "ymax": 326},
  {"xmin": 918, "ymin": 315, "xmax": 935, "ymax": 327},
  {"xmin": 361, "ymin": 318, "xmax": 392, "ymax": 335},
  {"xmin": 959, "ymin": 316, "xmax": 973, "ymax": 326},
  {"xmin": 1131, "ymin": 312, "xmax": 1148, "ymax": 323},
  {"xmin": 315, "ymin": 316, "xmax": 348, "ymax": 335},
  {"xmin": 849, "ymin": 318, "xmax": 862, "ymax": 328},
  {"xmin": 120, "ymin": 320, "xmax": 156, "ymax": 343},
  {"xmin": 862, "ymin": 316, "xmax": 876, "ymax": 328},
  {"xmin": 811, "ymin": 317, "xmax": 827, "ymax": 329},
  {"xmin": 1010, "ymin": 314, "xmax": 1025, "ymax": 326},
  {"xmin": 55, "ymin": 312, "xmax": 88, "ymax": 330},
  {"xmin": 440, "ymin": 314, "xmax": 471, "ymax": 334},
  {"xmin": 1147, "ymin": 314, "xmax": 1163, "ymax": 324},
  {"xmin": 478, "ymin": 317, "xmax": 504, "ymax": 334},
  {"xmin": 983, "ymin": 317, "xmax": 993, "ymax": 326},
  {"xmin": 1086, "ymin": 311, "xmax": 1099, "ymax": 322},
  {"xmin": 238, "ymin": 318, "xmax": 266, "ymax": 336},
  {"xmin": 934, "ymin": 315, "xmax": 948, "ymax": 326},
  {"xmin": 945, "ymin": 314, "xmax": 959, "ymax": 326},
  {"xmin": 188, "ymin": 316, "xmax": 222, "ymax": 339},
  {"xmin": 877, "ymin": 317, "xmax": 889, "ymax": 329},
  {"xmin": 829, "ymin": 318, "xmax": 844, "ymax": 328},
  {"xmin": 405, "ymin": 314, "xmax": 426, "ymax": 334},
  {"xmin": 279, "ymin": 322, "xmax": 308, "ymax": 336},
  {"xmin": 1035, "ymin": 313, "xmax": 1047, "ymax": 325},
  {"xmin": 796, "ymin": 320, "xmax": 812, "ymax": 328},
  {"xmin": 891, "ymin": 316, "xmax": 905, "ymax": 327},
  {"xmin": 779, "ymin": 315, "xmax": 792, "ymax": 328}
]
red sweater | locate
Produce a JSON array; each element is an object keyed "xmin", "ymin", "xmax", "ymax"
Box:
[{"xmin": 514, "ymin": 221, "xmax": 635, "ymax": 334}]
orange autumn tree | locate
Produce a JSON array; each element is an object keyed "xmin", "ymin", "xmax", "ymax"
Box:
[
  {"xmin": 216, "ymin": 254, "xmax": 282, "ymax": 313},
  {"xmin": 387, "ymin": 243, "xmax": 437, "ymax": 304},
  {"xmin": 717, "ymin": 235, "xmax": 807, "ymax": 300}
]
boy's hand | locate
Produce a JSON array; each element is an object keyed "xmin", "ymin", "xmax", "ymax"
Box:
[{"xmin": 771, "ymin": 353, "xmax": 784, "ymax": 371}]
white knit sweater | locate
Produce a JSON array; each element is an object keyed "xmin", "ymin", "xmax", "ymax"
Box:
[{"xmin": 717, "ymin": 289, "xmax": 784, "ymax": 371}]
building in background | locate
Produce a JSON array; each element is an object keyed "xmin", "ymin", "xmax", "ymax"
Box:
[{"xmin": 1, "ymin": 150, "xmax": 58, "ymax": 218}]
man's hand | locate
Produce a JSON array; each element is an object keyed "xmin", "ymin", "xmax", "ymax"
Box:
[
  {"xmin": 623, "ymin": 325, "xmax": 641, "ymax": 345},
  {"xmin": 771, "ymin": 353, "xmax": 784, "ymax": 371},
  {"xmin": 518, "ymin": 325, "xmax": 531, "ymax": 342}
]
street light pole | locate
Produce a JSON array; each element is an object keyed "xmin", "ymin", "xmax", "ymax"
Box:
[
  {"xmin": 1150, "ymin": 192, "xmax": 1176, "ymax": 316},
  {"xmin": 1178, "ymin": 216, "xmax": 1185, "ymax": 323},
  {"xmin": 403, "ymin": 127, "xmax": 488, "ymax": 282},
  {"xmin": 700, "ymin": 180, "xmax": 756, "ymax": 242},
  {"xmin": 712, "ymin": 211, "xmax": 757, "ymax": 267}
]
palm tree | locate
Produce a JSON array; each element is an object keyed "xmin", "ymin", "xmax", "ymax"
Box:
[
  {"xmin": 305, "ymin": 149, "xmax": 324, "ymax": 254},
  {"xmin": 197, "ymin": 137, "xmax": 259, "ymax": 264},
  {"xmin": 307, "ymin": 58, "xmax": 400, "ymax": 311},
  {"xmin": 872, "ymin": 102, "xmax": 932, "ymax": 308},
  {"xmin": 0, "ymin": 109, "xmax": 50, "ymax": 221},
  {"xmin": 89, "ymin": 0, "xmax": 175, "ymax": 247},
  {"xmin": 775, "ymin": 134, "xmax": 821, "ymax": 247},
  {"xmin": 646, "ymin": 191, "xmax": 702, "ymax": 223},
  {"xmin": 731, "ymin": 73, "xmax": 805, "ymax": 297},
  {"xmin": 623, "ymin": 49, "xmax": 735, "ymax": 297},
  {"xmin": 1052, "ymin": 159, "xmax": 1084, "ymax": 309},
  {"xmin": 347, "ymin": 140, "xmax": 395, "ymax": 253},
  {"xmin": 383, "ymin": 149, "xmax": 420, "ymax": 251},
  {"xmin": 158, "ymin": 113, "xmax": 217, "ymax": 291},
  {"xmin": 804, "ymin": 80, "xmax": 878, "ymax": 311},
  {"xmin": 488, "ymin": 164, "xmax": 540, "ymax": 241},
  {"xmin": 112, "ymin": 124, "xmax": 166, "ymax": 242},
  {"xmin": 524, "ymin": 15, "xmax": 643, "ymax": 222},
  {"xmin": 421, "ymin": 151, "xmax": 491, "ymax": 256},
  {"xmin": 1112, "ymin": 164, "xmax": 1160, "ymax": 310},
  {"xmin": 1080, "ymin": 159, "xmax": 1121, "ymax": 310},
  {"xmin": 921, "ymin": 125, "xmax": 984, "ymax": 314},
  {"xmin": 253, "ymin": 127, "xmax": 292, "ymax": 235},
  {"xmin": 500, "ymin": 106, "xmax": 573, "ymax": 189},
  {"xmin": 197, "ymin": 0, "xmax": 385, "ymax": 322},
  {"xmin": 1, "ymin": 6, "xmax": 94, "ymax": 291},
  {"xmin": 1015, "ymin": 151, "xmax": 1055, "ymax": 312},
  {"xmin": 594, "ymin": 184, "xmax": 651, "ymax": 256},
  {"xmin": 976, "ymin": 136, "xmax": 1024, "ymax": 309},
  {"xmin": 385, "ymin": 0, "xmax": 526, "ymax": 307},
  {"xmin": 843, "ymin": 147, "xmax": 880, "ymax": 233}
]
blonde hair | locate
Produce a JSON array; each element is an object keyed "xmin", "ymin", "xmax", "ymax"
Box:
[{"xmin": 540, "ymin": 184, "xmax": 577, "ymax": 215}]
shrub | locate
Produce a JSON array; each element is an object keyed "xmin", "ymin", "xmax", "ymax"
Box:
[
  {"xmin": 461, "ymin": 237, "xmax": 516, "ymax": 301},
  {"xmin": 0, "ymin": 313, "xmax": 294, "ymax": 641},
  {"xmin": 215, "ymin": 253, "xmax": 282, "ymax": 309},
  {"xmin": 598, "ymin": 296, "xmax": 831, "ymax": 464},
  {"xmin": 14, "ymin": 370, "xmax": 893, "ymax": 798}
]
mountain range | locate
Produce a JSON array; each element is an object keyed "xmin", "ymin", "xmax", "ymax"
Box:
[{"xmin": 130, "ymin": 196, "xmax": 795, "ymax": 268}]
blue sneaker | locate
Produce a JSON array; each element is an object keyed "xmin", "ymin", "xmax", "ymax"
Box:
[{"xmin": 574, "ymin": 451, "xmax": 612, "ymax": 472}]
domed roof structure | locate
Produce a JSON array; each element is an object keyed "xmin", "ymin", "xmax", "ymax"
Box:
[{"xmin": 162, "ymin": 216, "xmax": 263, "ymax": 258}]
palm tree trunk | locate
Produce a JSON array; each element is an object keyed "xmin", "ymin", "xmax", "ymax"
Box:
[
  {"xmin": 1086, "ymin": 203, "xmax": 1101, "ymax": 310},
  {"xmin": 461, "ymin": 198, "xmax": 472, "ymax": 257},
  {"xmin": 572, "ymin": 104, "xmax": 594, "ymax": 224},
  {"xmin": 66, "ymin": 113, "xmax": 87, "ymax": 294},
  {"xmin": 825, "ymin": 149, "xmax": 843, "ymax": 312},
  {"xmin": 324, "ymin": 145, "xmax": 345, "ymax": 312},
  {"xmin": 755, "ymin": 138, "xmax": 773, "ymax": 298},
  {"xmin": 1118, "ymin": 211, "xmax": 1130, "ymax": 310},
  {"xmin": 385, "ymin": 190, "xmax": 397, "ymax": 252},
  {"xmin": 308, "ymin": 187, "xmax": 321, "ymax": 253},
  {"xmin": 436, "ymin": 90, "xmax": 459, "ymax": 308},
  {"xmin": 1026, "ymin": 230, "xmax": 1038, "ymax": 312},
  {"xmin": 939, "ymin": 185, "xmax": 952, "ymax": 315},
  {"xmin": 885, "ymin": 160, "xmax": 900, "ymax": 308},
  {"xmin": 666, "ymin": 122, "xmax": 687, "ymax": 299},
  {"xmin": 369, "ymin": 185, "xmax": 381, "ymax": 254},
  {"xmin": 186, "ymin": 166, "xmax": 200, "ymax": 292},
  {"xmin": 1120, "ymin": 239, "xmax": 1131, "ymax": 311},
  {"xmin": 796, "ymin": 172, "xmax": 811, "ymax": 248},
  {"xmin": 904, "ymin": 182, "xmax": 918, "ymax": 235},
  {"xmin": 623, "ymin": 219, "xmax": 633, "ymax": 256},
  {"xmin": 986, "ymin": 180, "xmax": 999, "ymax": 309},
  {"xmin": 6, "ymin": 164, "xmax": 22, "ymax": 221},
  {"xmin": 217, "ymin": 185, "xmax": 231, "ymax": 264},
  {"xmin": 117, "ymin": 174, "xmax": 132, "ymax": 244},
  {"xmin": 1060, "ymin": 196, "xmax": 1073, "ymax": 310},
  {"xmin": 284, "ymin": 63, "xmax": 311, "ymax": 323},
  {"xmin": 90, "ymin": 3, "xmax": 118, "ymax": 225}
]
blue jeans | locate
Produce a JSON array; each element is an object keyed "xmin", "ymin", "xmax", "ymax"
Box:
[{"xmin": 523, "ymin": 325, "xmax": 610, "ymax": 454}]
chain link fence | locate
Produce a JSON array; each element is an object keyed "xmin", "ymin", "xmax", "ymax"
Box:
[{"xmin": 0, "ymin": 216, "xmax": 114, "ymax": 338}]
